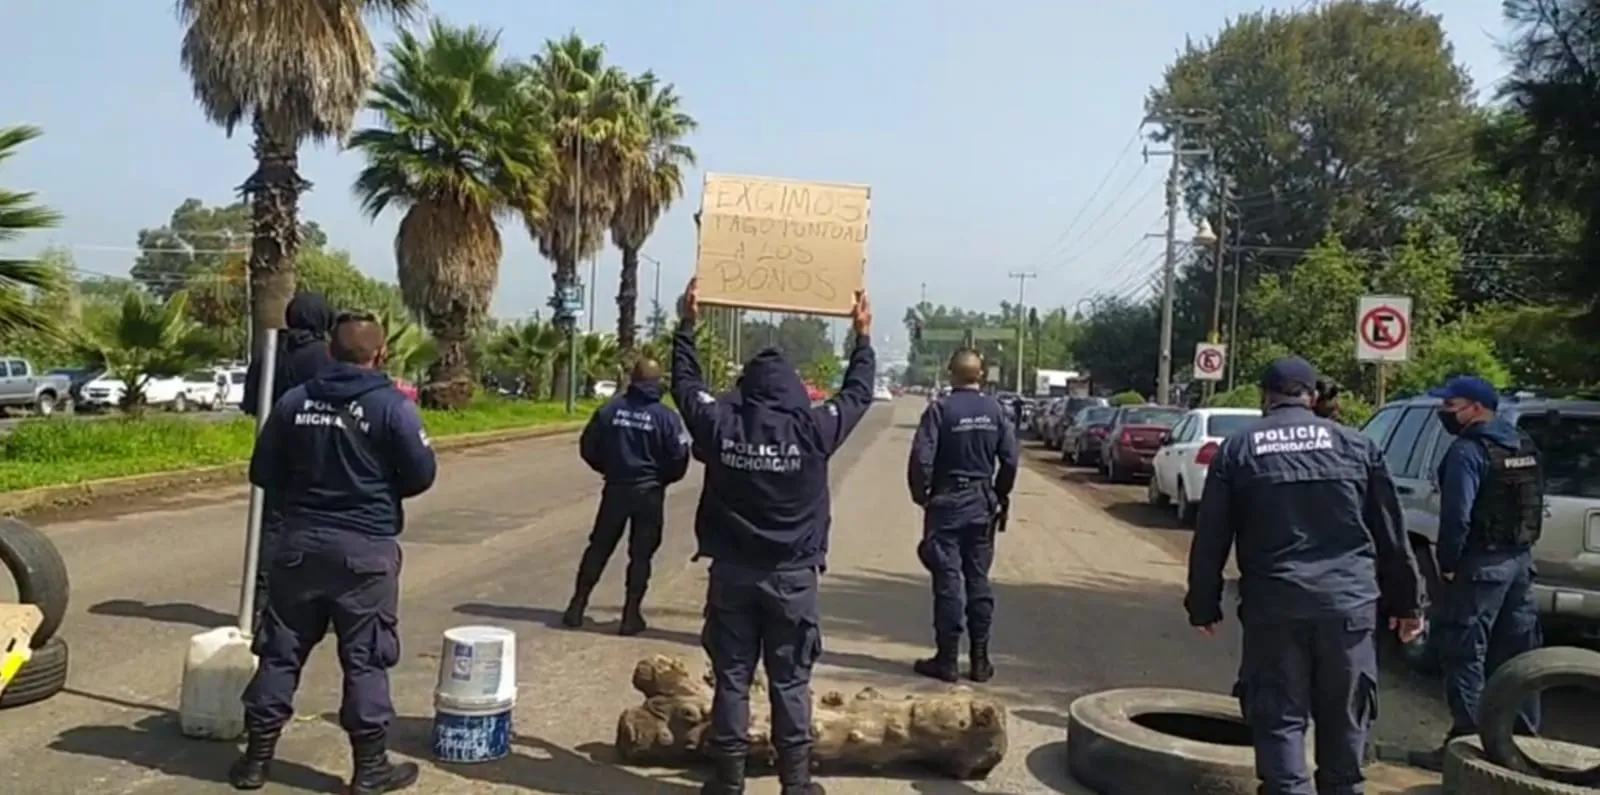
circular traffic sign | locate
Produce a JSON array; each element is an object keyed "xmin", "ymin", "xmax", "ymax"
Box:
[
  {"xmin": 1196, "ymin": 348, "xmax": 1224, "ymax": 375},
  {"xmin": 1360, "ymin": 305, "xmax": 1409, "ymax": 351}
]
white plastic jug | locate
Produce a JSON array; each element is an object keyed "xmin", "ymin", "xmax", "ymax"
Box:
[{"xmin": 179, "ymin": 626, "xmax": 257, "ymax": 740}]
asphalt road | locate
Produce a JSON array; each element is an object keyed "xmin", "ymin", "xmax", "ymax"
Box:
[{"xmin": 0, "ymin": 397, "xmax": 1578, "ymax": 793}]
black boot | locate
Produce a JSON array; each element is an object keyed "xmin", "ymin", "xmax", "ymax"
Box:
[
  {"xmin": 913, "ymin": 637, "xmax": 960, "ymax": 683},
  {"xmin": 561, "ymin": 593, "xmax": 589, "ymax": 629},
  {"xmin": 619, "ymin": 596, "xmax": 648, "ymax": 636},
  {"xmin": 227, "ymin": 728, "xmax": 280, "ymax": 790},
  {"xmin": 699, "ymin": 751, "xmax": 746, "ymax": 795},
  {"xmin": 968, "ymin": 637, "xmax": 994, "ymax": 683},
  {"xmin": 777, "ymin": 745, "xmax": 826, "ymax": 795},
  {"xmin": 348, "ymin": 734, "xmax": 419, "ymax": 795}
]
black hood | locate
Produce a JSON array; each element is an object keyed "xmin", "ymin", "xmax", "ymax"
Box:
[
  {"xmin": 626, "ymin": 379, "xmax": 664, "ymax": 403},
  {"xmin": 738, "ymin": 347, "xmax": 810, "ymax": 410},
  {"xmin": 304, "ymin": 362, "xmax": 394, "ymax": 403},
  {"xmin": 283, "ymin": 292, "xmax": 334, "ymax": 349}
]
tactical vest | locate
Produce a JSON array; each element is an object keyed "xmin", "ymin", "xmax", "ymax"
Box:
[{"xmin": 1467, "ymin": 430, "xmax": 1544, "ymax": 548}]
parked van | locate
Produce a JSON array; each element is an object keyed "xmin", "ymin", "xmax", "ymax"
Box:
[{"xmin": 1360, "ymin": 392, "xmax": 1600, "ymax": 670}]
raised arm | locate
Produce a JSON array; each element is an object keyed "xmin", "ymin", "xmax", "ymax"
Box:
[{"xmin": 812, "ymin": 332, "xmax": 877, "ymax": 456}]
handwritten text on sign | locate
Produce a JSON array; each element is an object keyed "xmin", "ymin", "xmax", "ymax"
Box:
[{"xmin": 695, "ymin": 174, "xmax": 871, "ymax": 315}]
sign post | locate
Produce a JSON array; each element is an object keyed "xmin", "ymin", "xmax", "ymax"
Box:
[
  {"xmin": 1356, "ymin": 295, "xmax": 1412, "ymax": 405},
  {"xmin": 1193, "ymin": 342, "xmax": 1226, "ymax": 382}
]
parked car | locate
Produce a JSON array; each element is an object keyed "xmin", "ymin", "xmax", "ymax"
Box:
[
  {"xmin": 1098, "ymin": 405, "xmax": 1187, "ymax": 482},
  {"xmin": 873, "ymin": 384, "xmax": 894, "ymax": 402},
  {"xmin": 1360, "ymin": 392, "xmax": 1600, "ymax": 671},
  {"xmin": 47, "ymin": 366, "xmax": 102, "ymax": 407},
  {"xmin": 78, "ymin": 374, "xmax": 201, "ymax": 412},
  {"xmin": 216, "ymin": 367, "xmax": 249, "ymax": 409},
  {"xmin": 1148, "ymin": 407, "xmax": 1262, "ymax": 524},
  {"xmin": 1048, "ymin": 396, "xmax": 1111, "ymax": 448},
  {"xmin": 1062, "ymin": 406, "xmax": 1118, "ymax": 465},
  {"xmin": 593, "ymin": 379, "xmax": 618, "ymax": 399},
  {"xmin": 394, "ymin": 378, "xmax": 420, "ymax": 403},
  {"xmin": 0, "ymin": 357, "xmax": 73, "ymax": 416},
  {"xmin": 1036, "ymin": 399, "xmax": 1067, "ymax": 448}
]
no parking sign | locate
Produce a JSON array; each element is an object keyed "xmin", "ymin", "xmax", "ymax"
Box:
[
  {"xmin": 1356, "ymin": 295, "xmax": 1412, "ymax": 363},
  {"xmin": 1193, "ymin": 343, "xmax": 1226, "ymax": 382}
]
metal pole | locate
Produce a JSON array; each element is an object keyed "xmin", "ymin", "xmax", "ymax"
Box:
[
  {"xmin": 1158, "ymin": 132, "xmax": 1181, "ymax": 406},
  {"xmin": 1227, "ymin": 247, "xmax": 1242, "ymax": 391},
  {"xmin": 1007, "ymin": 271, "xmax": 1036, "ymax": 394},
  {"xmin": 237, "ymin": 328, "xmax": 279, "ymax": 632},
  {"xmin": 1205, "ymin": 175, "xmax": 1228, "ymax": 402},
  {"xmin": 587, "ymin": 256, "xmax": 597, "ymax": 333}
]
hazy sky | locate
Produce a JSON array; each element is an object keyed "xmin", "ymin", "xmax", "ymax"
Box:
[{"xmin": 2, "ymin": 0, "xmax": 1512, "ymax": 353}]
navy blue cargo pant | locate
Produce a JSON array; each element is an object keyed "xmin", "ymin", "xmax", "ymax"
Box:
[
  {"xmin": 573, "ymin": 483, "xmax": 666, "ymax": 600},
  {"xmin": 702, "ymin": 561, "xmax": 821, "ymax": 755},
  {"xmin": 243, "ymin": 532, "xmax": 402, "ymax": 740},
  {"xmin": 1237, "ymin": 609, "xmax": 1377, "ymax": 795},
  {"xmin": 1437, "ymin": 549, "xmax": 1542, "ymax": 737},
  {"xmin": 917, "ymin": 489, "xmax": 996, "ymax": 644},
  {"xmin": 250, "ymin": 497, "xmax": 285, "ymax": 636}
]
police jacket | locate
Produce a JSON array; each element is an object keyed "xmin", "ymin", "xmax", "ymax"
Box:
[
  {"xmin": 1185, "ymin": 404, "xmax": 1425, "ymax": 624},
  {"xmin": 248, "ymin": 363, "xmax": 438, "ymax": 539},
  {"xmin": 907, "ymin": 388, "xmax": 1019, "ymax": 519},
  {"xmin": 1436, "ymin": 417, "xmax": 1543, "ymax": 575},
  {"xmin": 671, "ymin": 321, "xmax": 877, "ymax": 571},
  {"xmin": 242, "ymin": 292, "xmax": 336, "ymax": 416},
  {"xmin": 578, "ymin": 379, "xmax": 691, "ymax": 487}
]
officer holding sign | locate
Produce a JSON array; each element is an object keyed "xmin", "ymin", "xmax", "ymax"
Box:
[
  {"xmin": 1187, "ymin": 356, "xmax": 1426, "ymax": 795},
  {"xmin": 672, "ymin": 278, "xmax": 876, "ymax": 795}
]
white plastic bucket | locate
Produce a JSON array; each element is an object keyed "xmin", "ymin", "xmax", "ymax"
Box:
[
  {"xmin": 431, "ymin": 699, "xmax": 513, "ymax": 764},
  {"xmin": 178, "ymin": 626, "xmax": 257, "ymax": 740},
  {"xmin": 434, "ymin": 625, "xmax": 517, "ymax": 708}
]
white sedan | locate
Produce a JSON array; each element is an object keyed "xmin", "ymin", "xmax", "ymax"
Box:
[
  {"xmin": 1148, "ymin": 407, "xmax": 1261, "ymax": 524},
  {"xmin": 873, "ymin": 385, "xmax": 894, "ymax": 402}
]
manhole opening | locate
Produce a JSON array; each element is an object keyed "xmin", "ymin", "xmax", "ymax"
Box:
[{"xmin": 1132, "ymin": 712, "xmax": 1253, "ymax": 746}]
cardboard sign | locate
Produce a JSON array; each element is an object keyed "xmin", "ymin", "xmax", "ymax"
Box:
[{"xmin": 694, "ymin": 173, "xmax": 871, "ymax": 315}]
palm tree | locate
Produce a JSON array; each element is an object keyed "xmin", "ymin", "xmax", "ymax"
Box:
[
  {"xmin": 522, "ymin": 34, "xmax": 643, "ymax": 401},
  {"xmin": 609, "ymin": 74, "xmax": 697, "ymax": 352},
  {"xmin": 0, "ymin": 126, "xmax": 65, "ymax": 340},
  {"xmin": 490, "ymin": 320, "xmax": 565, "ymax": 398},
  {"xmin": 577, "ymin": 332, "xmax": 623, "ymax": 388},
  {"xmin": 74, "ymin": 292, "xmax": 219, "ymax": 411},
  {"xmin": 348, "ymin": 21, "xmax": 553, "ymax": 409},
  {"xmin": 176, "ymin": 0, "xmax": 422, "ymax": 347}
]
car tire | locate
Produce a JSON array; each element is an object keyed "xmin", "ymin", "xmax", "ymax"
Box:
[
  {"xmin": 1107, "ymin": 457, "xmax": 1125, "ymax": 483},
  {"xmin": 171, "ymin": 394, "xmax": 188, "ymax": 413},
  {"xmin": 1478, "ymin": 647, "xmax": 1600, "ymax": 786},
  {"xmin": 0, "ymin": 518, "xmax": 70, "ymax": 648},
  {"xmin": 1175, "ymin": 480, "xmax": 1195, "ymax": 526},
  {"xmin": 1061, "ymin": 442, "xmax": 1076, "ymax": 464},
  {"xmin": 1444, "ymin": 735, "xmax": 1597, "ymax": 795},
  {"xmin": 0, "ymin": 636, "xmax": 68, "ymax": 710},
  {"xmin": 1147, "ymin": 473, "xmax": 1169, "ymax": 506},
  {"xmin": 33, "ymin": 392, "xmax": 56, "ymax": 417},
  {"xmin": 1066, "ymin": 688, "xmax": 1263, "ymax": 795}
]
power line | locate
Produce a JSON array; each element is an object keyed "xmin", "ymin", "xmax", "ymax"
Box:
[{"xmin": 1022, "ymin": 128, "xmax": 1143, "ymax": 270}]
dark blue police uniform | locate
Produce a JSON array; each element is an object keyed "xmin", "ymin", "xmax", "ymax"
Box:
[
  {"xmin": 671, "ymin": 321, "xmax": 876, "ymax": 795},
  {"xmin": 1187, "ymin": 357, "xmax": 1425, "ymax": 795},
  {"xmin": 234, "ymin": 361, "xmax": 437, "ymax": 794},
  {"xmin": 1428, "ymin": 377, "xmax": 1543, "ymax": 746},
  {"xmin": 907, "ymin": 387, "xmax": 1018, "ymax": 683},
  {"xmin": 241, "ymin": 292, "xmax": 337, "ymax": 636},
  {"xmin": 564, "ymin": 378, "xmax": 691, "ymax": 633}
]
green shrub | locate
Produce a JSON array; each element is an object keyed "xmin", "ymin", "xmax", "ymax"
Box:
[
  {"xmin": 1109, "ymin": 390, "xmax": 1146, "ymax": 406},
  {"xmin": 0, "ymin": 396, "xmax": 599, "ymax": 492},
  {"xmin": 1206, "ymin": 385, "xmax": 1261, "ymax": 409}
]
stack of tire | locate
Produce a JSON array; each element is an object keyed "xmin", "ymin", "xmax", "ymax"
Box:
[
  {"xmin": 1444, "ymin": 646, "xmax": 1600, "ymax": 795},
  {"xmin": 1, "ymin": 517, "xmax": 70, "ymax": 709}
]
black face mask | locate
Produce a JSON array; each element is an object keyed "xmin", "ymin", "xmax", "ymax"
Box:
[{"xmin": 1437, "ymin": 408, "xmax": 1466, "ymax": 436}]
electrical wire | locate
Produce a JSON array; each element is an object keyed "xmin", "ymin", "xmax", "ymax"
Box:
[{"xmin": 1021, "ymin": 128, "xmax": 1144, "ymax": 270}]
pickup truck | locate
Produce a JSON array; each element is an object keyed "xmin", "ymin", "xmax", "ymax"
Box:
[
  {"xmin": 79, "ymin": 373, "xmax": 202, "ymax": 412},
  {"xmin": 0, "ymin": 356, "xmax": 72, "ymax": 416}
]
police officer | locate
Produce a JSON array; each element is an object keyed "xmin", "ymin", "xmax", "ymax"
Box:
[
  {"xmin": 562, "ymin": 357, "xmax": 691, "ymax": 635},
  {"xmin": 1313, "ymin": 378, "xmax": 1343, "ymax": 422},
  {"xmin": 671, "ymin": 278, "xmax": 877, "ymax": 795},
  {"xmin": 908, "ymin": 349, "xmax": 1018, "ymax": 683},
  {"xmin": 1186, "ymin": 357, "xmax": 1426, "ymax": 795},
  {"xmin": 230, "ymin": 312, "xmax": 437, "ymax": 794},
  {"xmin": 1411, "ymin": 376, "xmax": 1543, "ymax": 771},
  {"xmin": 242, "ymin": 291, "xmax": 338, "ymax": 635}
]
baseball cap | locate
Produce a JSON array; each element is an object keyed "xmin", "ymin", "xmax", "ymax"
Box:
[
  {"xmin": 1428, "ymin": 376, "xmax": 1499, "ymax": 410},
  {"xmin": 1260, "ymin": 356, "xmax": 1319, "ymax": 394}
]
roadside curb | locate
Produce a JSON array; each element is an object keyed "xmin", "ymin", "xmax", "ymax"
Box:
[{"xmin": 0, "ymin": 421, "xmax": 584, "ymax": 518}]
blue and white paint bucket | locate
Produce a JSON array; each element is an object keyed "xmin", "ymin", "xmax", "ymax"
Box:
[
  {"xmin": 435, "ymin": 625, "xmax": 517, "ymax": 708},
  {"xmin": 431, "ymin": 698, "xmax": 513, "ymax": 764}
]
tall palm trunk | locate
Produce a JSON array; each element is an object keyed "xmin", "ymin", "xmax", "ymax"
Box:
[
  {"xmin": 550, "ymin": 257, "xmax": 578, "ymax": 403},
  {"xmin": 241, "ymin": 117, "xmax": 311, "ymax": 351},
  {"xmin": 616, "ymin": 246, "xmax": 641, "ymax": 351},
  {"xmin": 423, "ymin": 303, "xmax": 474, "ymax": 410}
]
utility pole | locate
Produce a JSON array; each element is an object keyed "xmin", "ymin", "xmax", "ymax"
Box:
[
  {"xmin": 1143, "ymin": 112, "xmax": 1212, "ymax": 405},
  {"xmin": 1208, "ymin": 175, "xmax": 1228, "ymax": 344},
  {"xmin": 1227, "ymin": 247, "xmax": 1242, "ymax": 390},
  {"xmin": 1007, "ymin": 271, "xmax": 1036, "ymax": 394},
  {"xmin": 920, "ymin": 282, "xmax": 927, "ymax": 307}
]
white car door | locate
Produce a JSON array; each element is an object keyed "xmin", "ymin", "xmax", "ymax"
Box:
[
  {"xmin": 1157, "ymin": 415, "xmax": 1195, "ymax": 498},
  {"xmin": 1166, "ymin": 415, "xmax": 1202, "ymax": 495}
]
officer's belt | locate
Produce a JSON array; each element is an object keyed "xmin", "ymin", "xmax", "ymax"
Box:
[{"xmin": 932, "ymin": 477, "xmax": 990, "ymax": 495}]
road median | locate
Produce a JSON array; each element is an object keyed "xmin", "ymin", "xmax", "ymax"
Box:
[{"xmin": 0, "ymin": 398, "xmax": 593, "ymax": 517}]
